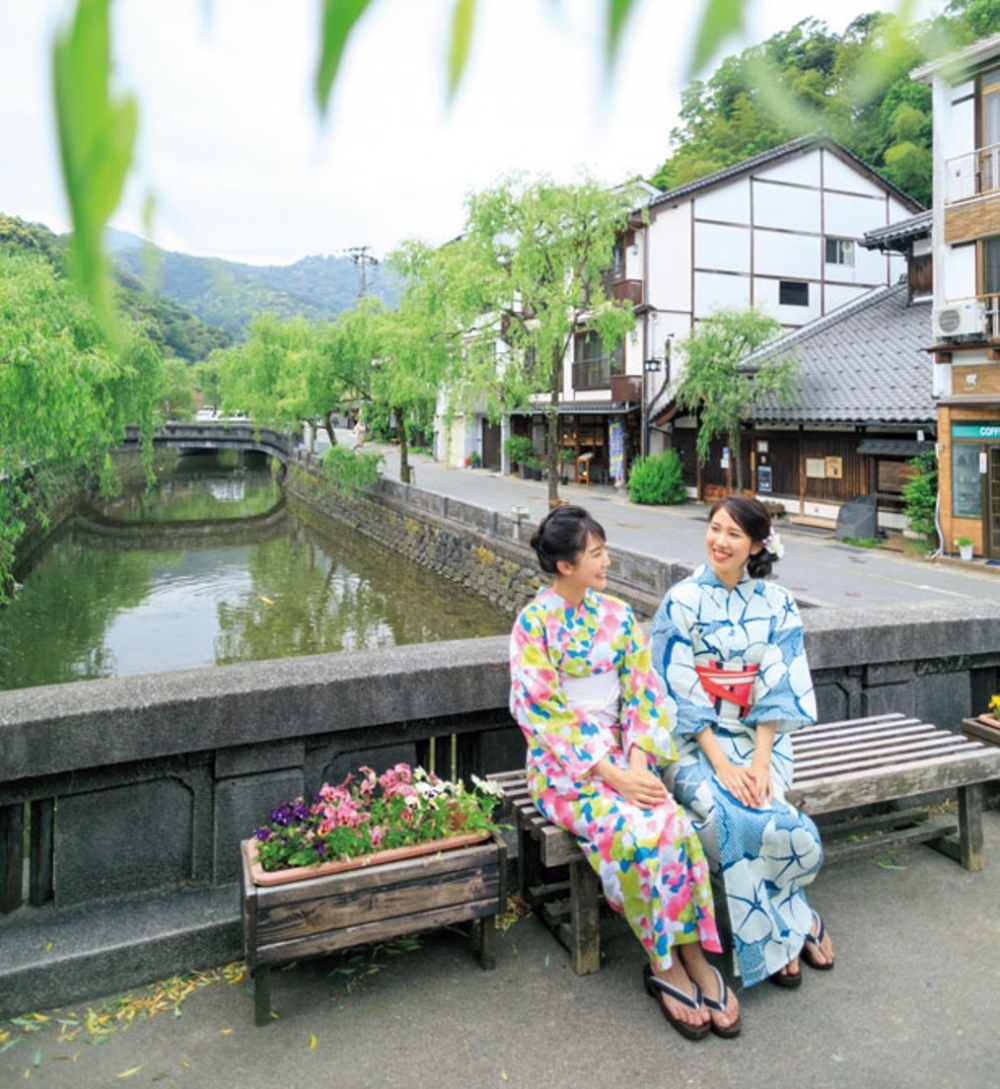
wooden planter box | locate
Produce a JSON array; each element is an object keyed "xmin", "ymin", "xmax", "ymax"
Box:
[{"xmin": 241, "ymin": 833, "xmax": 506, "ymax": 1025}]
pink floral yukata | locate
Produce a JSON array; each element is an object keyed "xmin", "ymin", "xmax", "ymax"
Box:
[{"xmin": 509, "ymin": 586, "xmax": 720, "ymax": 970}]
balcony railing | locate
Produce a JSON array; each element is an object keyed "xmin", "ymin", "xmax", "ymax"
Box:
[
  {"xmin": 945, "ymin": 142, "xmax": 1000, "ymax": 203},
  {"xmin": 610, "ymin": 278, "xmax": 644, "ymax": 306},
  {"xmin": 572, "ymin": 355, "xmax": 622, "ymax": 391}
]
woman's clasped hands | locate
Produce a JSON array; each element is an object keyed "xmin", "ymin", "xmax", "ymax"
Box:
[
  {"xmin": 595, "ymin": 748, "xmax": 669, "ymax": 809},
  {"xmin": 713, "ymin": 759, "xmax": 773, "ymax": 809}
]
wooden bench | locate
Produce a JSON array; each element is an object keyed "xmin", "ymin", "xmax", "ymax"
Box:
[{"xmin": 489, "ymin": 713, "xmax": 1000, "ymax": 976}]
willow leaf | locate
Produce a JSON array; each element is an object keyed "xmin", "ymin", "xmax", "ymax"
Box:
[
  {"xmin": 687, "ymin": 0, "xmax": 746, "ymax": 78},
  {"xmin": 447, "ymin": 0, "xmax": 477, "ymax": 102},
  {"xmin": 604, "ymin": 0, "xmax": 638, "ymax": 75},
  {"xmin": 52, "ymin": 0, "xmax": 137, "ymax": 333},
  {"xmin": 316, "ymin": 0, "xmax": 374, "ymax": 117}
]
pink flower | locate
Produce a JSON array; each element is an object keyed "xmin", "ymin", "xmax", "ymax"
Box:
[{"xmin": 370, "ymin": 826, "xmax": 384, "ymax": 848}]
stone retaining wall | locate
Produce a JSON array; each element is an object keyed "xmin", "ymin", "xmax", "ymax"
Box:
[{"xmin": 285, "ymin": 457, "xmax": 692, "ymax": 619}]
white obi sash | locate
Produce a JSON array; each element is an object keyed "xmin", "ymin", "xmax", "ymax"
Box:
[{"xmin": 563, "ymin": 670, "xmax": 621, "ymax": 728}]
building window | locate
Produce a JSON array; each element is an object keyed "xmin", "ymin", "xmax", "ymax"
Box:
[
  {"xmin": 982, "ymin": 236, "xmax": 1000, "ymax": 296},
  {"xmin": 982, "ymin": 67, "xmax": 1000, "ymax": 148},
  {"xmin": 825, "ymin": 238, "xmax": 855, "ymax": 267},
  {"xmin": 573, "ymin": 332, "xmax": 624, "ymax": 391},
  {"xmin": 952, "ymin": 445, "xmax": 983, "ymax": 519},
  {"xmin": 611, "ymin": 238, "xmax": 625, "ymax": 280},
  {"xmin": 779, "ymin": 281, "xmax": 809, "ymax": 307}
]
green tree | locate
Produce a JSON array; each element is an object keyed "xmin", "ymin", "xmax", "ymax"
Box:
[
  {"xmin": 673, "ymin": 308, "xmax": 794, "ymax": 495},
  {"xmin": 457, "ymin": 174, "xmax": 637, "ymax": 503},
  {"xmin": 366, "ymin": 241, "xmax": 465, "ymax": 484},
  {"xmin": 901, "ymin": 451, "xmax": 938, "ymax": 540},
  {"xmin": 0, "ymin": 248, "xmax": 161, "ymax": 598}
]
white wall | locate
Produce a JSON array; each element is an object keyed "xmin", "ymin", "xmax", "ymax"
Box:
[
  {"xmin": 754, "ymin": 230, "xmax": 820, "ymax": 279},
  {"xmin": 752, "ymin": 180, "xmax": 821, "ymax": 230},
  {"xmin": 694, "ymin": 177, "xmax": 751, "ymax": 223},
  {"xmin": 694, "ymin": 271, "xmax": 752, "ymax": 316},
  {"xmin": 646, "ymin": 203, "xmax": 693, "ymax": 315},
  {"xmin": 824, "ymin": 191, "xmax": 889, "ymax": 238},
  {"xmin": 753, "ymin": 276, "xmax": 822, "ymax": 325},
  {"xmin": 694, "ymin": 221, "xmax": 751, "ymax": 272}
]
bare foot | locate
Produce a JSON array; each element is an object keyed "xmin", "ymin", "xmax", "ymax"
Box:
[
  {"xmin": 801, "ymin": 914, "xmax": 835, "ymax": 969},
  {"xmin": 678, "ymin": 944, "xmax": 740, "ymax": 1032},
  {"xmin": 650, "ymin": 960, "xmax": 710, "ymax": 1031}
]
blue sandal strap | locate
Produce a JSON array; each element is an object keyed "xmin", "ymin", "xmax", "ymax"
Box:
[
  {"xmin": 803, "ymin": 911, "xmax": 826, "ymax": 948},
  {"xmin": 701, "ymin": 967, "xmax": 730, "ymax": 1013},
  {"xmin": 647, "ymin": 974, "xmax": 703, "ymax": 1011}
]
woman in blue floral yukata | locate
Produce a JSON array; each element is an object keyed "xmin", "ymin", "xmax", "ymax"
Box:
[
  {"xmin": 510, "ymin": 505, "xmax": 740, "ymax": 1040},
  {"xmin": 651, "ymin": 496, "xmax": 835, "ymax": 990}
]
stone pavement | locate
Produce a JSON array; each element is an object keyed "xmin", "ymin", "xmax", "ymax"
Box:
[
  {"xmin": 3, "ymin": 811, "xmax": 1000, "ymax": 1089},
  {"xmin": 355, "ymin": 437, "xmax": 1000, "ymax": 610}
]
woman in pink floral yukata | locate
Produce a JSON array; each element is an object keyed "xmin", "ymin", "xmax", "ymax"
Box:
[{"xmin": 509, "ymin": 506, "xmax": 740, "ymax": 1041}]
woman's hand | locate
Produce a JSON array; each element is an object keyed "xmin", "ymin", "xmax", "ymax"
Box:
[
  {"xmin": 713, "ymin": 759, "xmax": 762, "ymax": 808},
  {"xmin": 749, "ymin": 758, "xmax": 774, "ymax": 807},
  {"xmin": 594, "ymin": 756, "xmax": 668, "ymax": 808}
]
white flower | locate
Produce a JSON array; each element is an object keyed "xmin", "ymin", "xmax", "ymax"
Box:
[{"xmin": 762, "ymin": 531, "xmax": 785, "ymax": 559}]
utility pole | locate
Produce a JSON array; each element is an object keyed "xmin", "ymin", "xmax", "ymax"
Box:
[{"xmin": 344, "ymin": 245, "xmax": 379, "ymax": 298}]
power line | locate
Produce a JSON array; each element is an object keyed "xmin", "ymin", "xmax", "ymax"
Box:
[{"xmin": 343, "ymin": 245, "xmax": 379, "ymax": 298}]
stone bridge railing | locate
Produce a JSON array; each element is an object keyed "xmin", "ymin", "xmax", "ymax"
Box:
[
  {"xmin": 122, "ymin": 422, "xmax": 294, "ymax": 467},
  {"xmin": 2, "ymin": 599, "xmax": 999, "ymax": 1017}
]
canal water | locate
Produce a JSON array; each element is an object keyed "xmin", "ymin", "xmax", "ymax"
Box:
[{"xmin": 0, "ymin": 453, "xmax": 509, "ymax": 691}]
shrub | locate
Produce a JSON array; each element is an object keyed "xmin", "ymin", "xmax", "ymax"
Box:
[
  {"xmin": 503, "ymin": 435, "xmax": 535, "ymax": 468},
  {"xmin": 628, "ymin": 450, "xmax": 687, "ymax": 505},
  {"xmin": 321, "ymin": 444, "xmax": 384, "ymax": 497},
  {"xmin": 901, "ymin": 451, "xmax": 937, "ymax": 539}
]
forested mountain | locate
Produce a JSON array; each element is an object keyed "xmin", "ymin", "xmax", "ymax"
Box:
[
  {"xmin": 651, "ymin": 0, "xmax": 997, "ymax": 207},
  {"xmin": 0, "ymin": 214, "xmax": 233, "ymax": 363},
  {"xmin": 110, "ymin": 244, "xmax": 397, "ymax": 338}
]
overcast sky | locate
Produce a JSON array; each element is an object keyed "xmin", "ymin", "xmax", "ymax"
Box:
[{"xmin": 0, "ymin": 0, "xmax": 945, "ymax": 267}]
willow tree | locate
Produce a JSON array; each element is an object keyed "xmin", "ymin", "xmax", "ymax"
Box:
[
  {"xmin": 370, "ymin": 241, "xmax": 464, "ymax": 484},
  {"xmin": 457, "ymin": 174, "xmax": 637, "ymax": 503},
  {"xmin": 0, "ymin": 248, "xmax": 160, "ymax": 599},
  {"xmin": 673, "ymin": 307, "xmax": 795, "ymax": 494}
]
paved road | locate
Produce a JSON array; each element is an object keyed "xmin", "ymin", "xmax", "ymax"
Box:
[{"xmin": 357, "ymin": 437, "xmax": 1000, "ymax": 610}]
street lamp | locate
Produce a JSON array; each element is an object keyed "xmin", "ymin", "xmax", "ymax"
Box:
[{"xmin": 640, "ymin": 357, "xmax": 662, "ymax": 458}]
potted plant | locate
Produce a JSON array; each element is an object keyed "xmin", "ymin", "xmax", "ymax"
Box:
[
  {"xmin": 557, "ymin": 447, "xmax": 576, "ymax": 485},
  {"xmin": 955, "ymin": 536, "xmax": 974, "ymax": 561},
  {"xmin": 241, "ymin": 763, "xmax": 507, "ymax": 1024},
  {"xmin": 504, "ymin": 435, "xmax": 538, "ymax": 479}
]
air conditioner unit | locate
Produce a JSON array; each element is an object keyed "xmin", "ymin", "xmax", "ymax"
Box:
[{"xmin": 933, "ymin": 301, "xmax": 986, "ymax": 339}]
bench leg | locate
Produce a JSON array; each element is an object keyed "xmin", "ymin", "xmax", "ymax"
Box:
[
  {"xmin": 476, "ymin": 916, "xmax": 498, "ymax": 970},
  {"xmin": 958, "ymin": 782, "xmax": 986, "ymax": 872},
  {"xmin": 253, "ymin": 965, "xmax": 272, "ymax": 1027},
  {"xmin": 569, "ymin": 859, "xmax": 602, "ymax": 976}
]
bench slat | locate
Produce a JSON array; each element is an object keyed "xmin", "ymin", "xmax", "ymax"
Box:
[
  {"xmin": 794, "ymin": 735, "xmax": 978, "ymax": 775},
  {"xmin": 793, "ymin": 722, "xmax": 933, "ymax": 751}
]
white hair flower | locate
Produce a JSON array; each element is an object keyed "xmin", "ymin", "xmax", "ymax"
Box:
[{"xmin": 762, "ymin": 532, "xmax": 785, "ymax": 559}]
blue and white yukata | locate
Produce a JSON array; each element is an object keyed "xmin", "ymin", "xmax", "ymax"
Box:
[{"xmin": 650, "ymin": 565, "xmax": 823, "ymax": 988}]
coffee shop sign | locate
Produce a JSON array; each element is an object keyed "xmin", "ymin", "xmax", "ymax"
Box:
[{"xmin": 952, "ymin": 423, "xmax": 1000, "ymax": 440}]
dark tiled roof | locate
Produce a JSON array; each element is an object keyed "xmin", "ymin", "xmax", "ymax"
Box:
[
  {"xmin": 863, "ymin": 210, "xmax": 933, "ymax": 251},
  {"xmin": 649, "ymin": 136, "xmax": 923, "ymax": 212},
  {"xmin": 743, "ymin": 283, "xmax": 935, "ymax": 425}
]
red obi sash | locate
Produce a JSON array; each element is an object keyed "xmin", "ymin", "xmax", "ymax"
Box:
[{"xmin": 695, "ymin": 662, "xmax": 760, "ymax": 720}]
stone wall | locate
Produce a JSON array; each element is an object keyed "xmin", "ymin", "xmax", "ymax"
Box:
[{"xmin": 285, "ymin": 458, "xmax": 693, "ymax": 619}]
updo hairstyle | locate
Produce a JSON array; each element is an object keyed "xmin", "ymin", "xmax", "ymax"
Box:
[
  {"xmin": 530, "ymin": 505, "xmax": 606, "ymax": 576},
  {"xmin": 709, "ymin": 496, "xmax": 776, "ymax": 579}
]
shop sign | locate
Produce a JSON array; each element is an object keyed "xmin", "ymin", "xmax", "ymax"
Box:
[{"xmin": 951, "ymin": 422, "xmax": 1000, "ymax": 440}]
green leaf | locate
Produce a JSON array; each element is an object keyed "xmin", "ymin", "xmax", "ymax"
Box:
[
  {"xmin": 315, "ymin": 0, "xmax": 374, "ymax": 117},
  {"xmin": 446, "ymin": 0, "xmax": 477, "ymax": 102},
  {"xmin": 687, "ymin": 0, "xmax": 746, "ymax": 78},
  {"xmin": 52, "ymin": 0, "xmax": 137, "ymax": 335},
  {"xmin": 604, "ymin": 0, "xmax": 638, "ymax": 75}
]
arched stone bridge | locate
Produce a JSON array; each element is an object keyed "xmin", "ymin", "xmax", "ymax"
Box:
[{"xmin": 122, "ymin": 421, "xmax": 294, "ymax": 469}]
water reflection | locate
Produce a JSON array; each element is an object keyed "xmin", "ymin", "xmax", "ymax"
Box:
[{"xmin": 0, "ymin": 457, "xmax": 509, "ymax": 690}]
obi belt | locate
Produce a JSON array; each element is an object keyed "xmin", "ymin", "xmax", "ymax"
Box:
[{"xmin": 695, "ymin": 661, "xmax": 760, "ymax": 722}]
